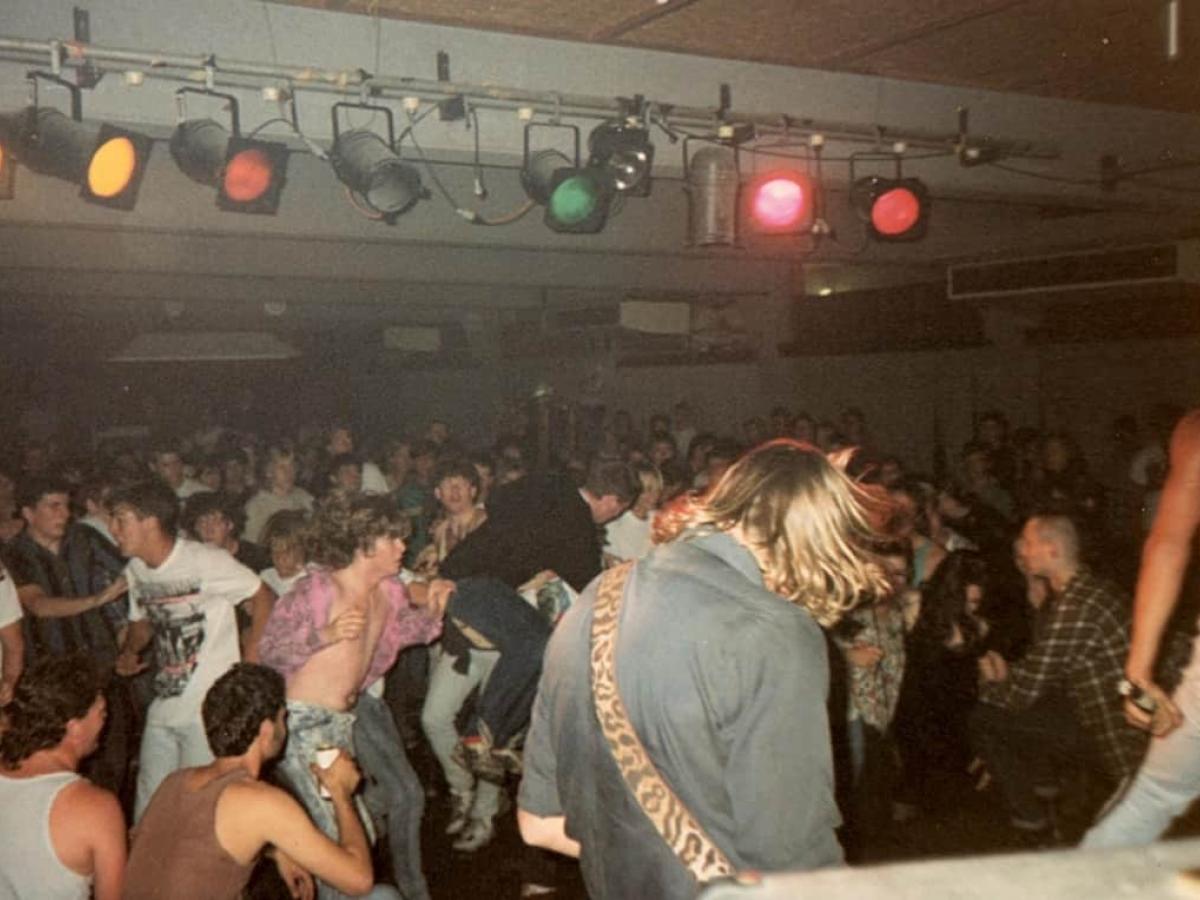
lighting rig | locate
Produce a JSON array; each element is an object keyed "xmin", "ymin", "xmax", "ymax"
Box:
[{"xmin": 0, "ymin": 34, "xmax": 1061, "ymax": 245}]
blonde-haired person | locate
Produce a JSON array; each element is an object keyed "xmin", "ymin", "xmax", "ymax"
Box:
[{"xmin": 519, "ymin": 439, "xmax": 886, "ymax": 900}]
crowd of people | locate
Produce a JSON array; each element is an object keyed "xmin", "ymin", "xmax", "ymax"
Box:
[{"xmin": 0, "ymin": 395, "xmax": 1194, "ymax": 899}]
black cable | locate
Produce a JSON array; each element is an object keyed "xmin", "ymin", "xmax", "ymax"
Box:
[
  {"xmin": 984, "ymin": 160, "xmax": 1105, "ymax": 186},
  {"xmin": 245, "ymin": 116, "xmax": 294, "ymax": 138}
]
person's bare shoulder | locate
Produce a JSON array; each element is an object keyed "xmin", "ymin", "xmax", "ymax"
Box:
[{"xmin": 54, "ymin": 779, "xmax": 125, "ymax": 860}]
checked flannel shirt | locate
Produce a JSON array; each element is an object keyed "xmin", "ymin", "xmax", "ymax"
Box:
[{"xmin": 980, "ymin": 567, "xmax": 1147, "ymax": 780}]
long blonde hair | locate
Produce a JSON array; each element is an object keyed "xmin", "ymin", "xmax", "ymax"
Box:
[{"xmin": 655, "ymin": 439, "xmax": 886, "ymax": 627}]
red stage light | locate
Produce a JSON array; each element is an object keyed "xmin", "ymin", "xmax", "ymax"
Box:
[
  {"xmin": 223, "ymin": 147, "xmax": 273, "ymax": 203},
  {"xmin": 744, "ymin": 171, "xmax": 814, "ymax": 235},
  {"xmin": 871, "ymin": 186, "xmax": 921, "ymax": 236}
]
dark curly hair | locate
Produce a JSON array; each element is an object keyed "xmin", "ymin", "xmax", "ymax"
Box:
[
  {"xmin": 1, "ymin": 655, "xmax": 100, "ymax": 767},
  {"xmin": 202, "ymin": 664, "xmax": 286, "ymax": 757},
  {"xmin": 307, "ymin": 491, "xmax": 410, "ymax": 570}
]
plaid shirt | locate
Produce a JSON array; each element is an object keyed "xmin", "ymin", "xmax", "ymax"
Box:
[{"xmin": 981, "ymin": 567, "xmax": 1147, "ymax": 780}]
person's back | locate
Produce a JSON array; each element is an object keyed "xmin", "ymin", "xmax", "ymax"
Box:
[
  {"xmin": 0, "ymin": 655, "xmax": 127, "ymax": 900},
  {"xmin": 524, "ymin": 532, "xmax": 844, "ymax": 899},
  {"xmin": 124, "ymin": 768, "xmax": 254, "ymax": 900},
  {"xmin": 0, "ymin": 771, "xmax": 92, "ymax": 900}
]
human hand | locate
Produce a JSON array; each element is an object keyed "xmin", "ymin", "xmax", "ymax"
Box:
[
  {"xmin": 1124, "ymin": 680, "xmax": 1183, "ymax": 736},
  {"xmin": 273, "ymin": 849, "xmax": 314, "ymax": 900},
  {"xmin": 978, "ymin": 651, "xmax": 1008, "ymax": 682},
  {"xmin": 311, "ymin": 750, "xmax": 361, "ymax": 800},
  {"xmin": 421, "ymin": 578, "xmax": 456, "ymax": 619},
  {"xmin": 96, "ymin": 576, "xmax": 128, "ymax": 607},
  {"xmin": 847, "ymin": 643, "xmax": 883, "ymax": 668},
  {"xmin": 114, "ymin": 650, "xmax": 148, "ymax": 676},
  {"xmin": 320, "ymin": 609, "xmax": 367, "ymax": 645}
]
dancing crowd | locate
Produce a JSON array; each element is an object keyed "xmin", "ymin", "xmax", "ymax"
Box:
[{"xmin": 0, "ymin": 397, "xmax": 1194, "ymax": 899}]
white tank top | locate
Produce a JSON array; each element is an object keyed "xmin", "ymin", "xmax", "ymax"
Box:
[{"xmin": 0, "ymin": 771, "xmax": 91, "ymax": 900}]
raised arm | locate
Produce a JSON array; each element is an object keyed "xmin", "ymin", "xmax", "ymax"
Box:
[
  {"xmin": 1126, "ymin": 411, "xmax": 1200, "ymax": 732},
  {"xmin": 15, "ymin": 576, "xmax": 127, "ymax": 619}
]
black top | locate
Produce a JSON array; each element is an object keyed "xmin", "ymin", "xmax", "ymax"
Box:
[
  {"xmin": 2, "ymin": 523, "xmax": 126, "ymax": 665},
  {"xmin": 441, "ymin": 473, "xmax": 602, "ymax": 593},
  {"xmin": 519, "ymin": 531, "xmax": 843, "ymax": 900}
]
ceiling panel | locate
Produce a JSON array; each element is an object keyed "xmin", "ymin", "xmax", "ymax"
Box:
[{"xmin": 266, "ymin": 0, "xmax": 1200, "ymax": 113}]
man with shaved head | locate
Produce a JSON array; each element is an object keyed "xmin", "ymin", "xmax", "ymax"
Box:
[{"xmin": 971, "ymin": 514, "xmax": 1146, "ymax": 840}]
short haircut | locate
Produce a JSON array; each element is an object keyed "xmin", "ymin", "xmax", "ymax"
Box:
[
  {"xmin": 0, "ymin": 655, "xmax": 99, "ymax": 767},
  {"xmin": 261, "ymin": 509, "xmax": 310, "ymax": 550},
  {"xmin": 110, "ymin": 479, "xmax": 181, "ymax": 535},
  {"xmin": 1031, "ymin": 514, "xmax": 1081, "ymax": 563},
  {"xmin": 183, "ymin": 491, "xmax": 247, "ymax": 536},
  {"xmin": 308, "ymin": 492, "xmax": 410, "ymax": 570},
  {"xmin": 584, "ymin": 459, "xmax": 641, "ymax": 505},
  {"xmin": 202, "ymin": 664, "xmax": 286, "ymax": 757},
  {"xmin": 16, "ymin": 476, "xmax": 73, "ymax": 513},
  {"xmin": 434, "ymin": 457, "xmax": 480, "ymax": 492}
]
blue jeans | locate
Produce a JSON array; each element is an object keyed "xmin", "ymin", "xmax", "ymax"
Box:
[
  {"xmin": 1083, "ymin": 632, "xmax": 1200, "ymax": 849},
  {"xmin": 279, "ymin": 699, "xmax": 424, "ymax": 900},
  {"xmin": 353, "ymin": 694, "xmax": 430, "ymax": 900}
]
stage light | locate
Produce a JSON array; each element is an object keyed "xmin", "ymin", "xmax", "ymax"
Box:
[
  {"xmin": 544, "ymin": 167, "xmax": 611, "ymax": 233},
  {"xmin": 851, "ymin": 176, "xmax": 930, "ymax": 242},
  {"xmin": 588, "ymin": 121, "xmax": 654, "ymax": 196},
  {"xmin": 169, "ymin": 118, "xmax": 288, "ymax": 214},
  {"xmin": 330, "ymin": 128, "xmax": 424, "ymax": 219},
  {"xmin": 744, "ymin": 170, "xmax": 815, "ymax": 235},
  {"xmin": 686, "ymin": 145, "xmax": 738, "ymax": 246},
  {"xmin": 17, "ymin": 109, "xmax": 151, "ymax": 209},
  {"xmin": 521, "ymin": 146, "xmax": 612, "ymax": 234}
]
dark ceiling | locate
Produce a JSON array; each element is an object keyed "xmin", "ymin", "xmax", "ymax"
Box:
[{"xmin": 269, "ymin": 0, "xmax": 1200, "ymax": 114}]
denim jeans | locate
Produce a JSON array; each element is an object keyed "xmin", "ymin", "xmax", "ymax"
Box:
[
  {"xmin": 135, "ymin": 717, "xmax": 214, "ymax": 822},
  {"xmin": 353, "ymin": 693, "xmax": 430, "ymax": 900},
  {"xmin": 421, "ymin": 646, "xmax": 502, "ymax": 823},
  {"xmin": 444, "ymin": 578, "xmax": 551, "ymax": 751},
  {"xmin": 277, "ymin": 698, "xmax": 428, "ymax": 900},
  {"xmin": 1083, "ymin": 632, "xmax": 1200, "ymax": 849}
]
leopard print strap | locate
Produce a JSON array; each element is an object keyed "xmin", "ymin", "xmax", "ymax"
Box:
[{"xmin": 590, "ymin": 562, "xmax": 735, "ymax": 884}]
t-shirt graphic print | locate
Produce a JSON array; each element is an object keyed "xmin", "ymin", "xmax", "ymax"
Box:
[
  {"xmin": 125, "ymin": 539, "xmax": 262, "ymax": 727},
  {"xmin": 139, "ymin": 577, "xmax": 207, "ymax": 699}
]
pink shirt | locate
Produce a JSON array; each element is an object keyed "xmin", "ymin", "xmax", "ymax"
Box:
[{"xmin": 259, "ymin": 568, "xmax": 441, "ymax": 692}]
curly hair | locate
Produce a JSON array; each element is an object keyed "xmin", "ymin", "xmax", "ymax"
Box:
[
  {"xmin": 653, "ymin": 440, "xmax": 887, "ymax": 627},
  {"xmin": 1, "ymin": 655, "xmax": 100, "ymax": 767},
  {"xmin": 307, "ymin": 491, "xmax": 410, "ymax": 570},
  {"xmin": 202, "ymin": 664, "xmax": 286, "ymax": 757}
]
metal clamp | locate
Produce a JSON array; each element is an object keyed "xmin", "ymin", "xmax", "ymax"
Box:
[{"xmin": 175, "ymin": 86, "xmax": 241, "ymax": 135}]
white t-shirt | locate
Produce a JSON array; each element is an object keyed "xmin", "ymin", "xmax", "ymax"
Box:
[
  {"xmin": 260, "ymin": 564, "xmax": 312, "ymax": 598},
  {"xmin": 604, "ymin": 510, "xmax": 654, "ymax": 562},
  {"xmin": 126, "ymin": 539, "xmax": 262, "ymax": 727},
  {"xmin": 0, "ymin": 565, "xmax": 21, "ymax": 630},
  {"xmin": 0, "ymin": 565, "xmax": 22, "ymax": 673},
  {"xmin": 361, "ymin": 461, "xmax": 390, "ymax": 496}
]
